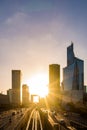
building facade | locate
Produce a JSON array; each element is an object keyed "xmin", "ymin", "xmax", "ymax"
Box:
[
  {"xmin": 49, "ymin": 64, "xmax": 60, "ymax": 94},
  {"xmin": 0, "ymin": 94, "xmax": 9, "ymax": 106},
  {"xmin": 63, "ymin": 43, "xmax": 84, "ymax": 103},
  {"xmin": 12, "ymin": 70, "xmax": 21, "ymax": 105},
  {"xmin": 63, "ymin": 43, "xmax": 84, "ymax": 91},
  {"xmin": 7, "ymin": 89, "xmax": 13, "ymax": 104},
  {"xmin": 22, "ymin": 84, "xmax": 29, "ymax": 105}
]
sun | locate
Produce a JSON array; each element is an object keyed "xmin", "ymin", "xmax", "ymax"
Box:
[{"xmin": 26, "ymin": 73, "xmax": 48, "ymax": 98}]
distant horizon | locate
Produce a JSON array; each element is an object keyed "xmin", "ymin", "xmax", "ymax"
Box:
[
  {"xmin": 0, "ymin": 0, "xmax": 87, "ymax": 93},
  {"xmin": 0, "ymin": 42, "xmax": 86, "ymax": 95}
]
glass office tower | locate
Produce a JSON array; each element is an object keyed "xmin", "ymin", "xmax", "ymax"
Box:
[{"xmin": 63, "ymin": 43, "xmax": 84, "ymax": 91}]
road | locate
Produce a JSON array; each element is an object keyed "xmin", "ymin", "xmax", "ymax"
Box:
[
  {"xmin": 0, "ymin": 108, "xmax": 27, "ymax": 130},
  {"xmin": 1, "ymin": 107, "xmax": 87, "ymax": 130},
  {"xmin": 26, "ymin": 108, "xmax": 53, "ymax": 130},
  {"xmin": 67, "ymin": 112, "xmax": 87, "ymax": 126},
  {"xmin": 26, "ymin": 108, "xmax": 43, "ymax": 130},
  {"xmin": 51, "ymin": 111, "xmax": 87, "ymax": 130}
]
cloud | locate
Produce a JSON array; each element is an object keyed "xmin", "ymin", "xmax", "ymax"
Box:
[{"xmin": 5, "ymin": 12, "xmax": 28, "ymax": 25}]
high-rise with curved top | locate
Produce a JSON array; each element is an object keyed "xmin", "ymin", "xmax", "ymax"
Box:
[{"xmin": 63, "ymin": 43, "xmax": 84, "ymax": 91}]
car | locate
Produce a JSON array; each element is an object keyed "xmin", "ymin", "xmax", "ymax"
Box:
[
  {"xmin": 9, "ymin": 118, "xmax": 12, "ymax": 123},
  {"xmin": 53, "ymin": 123, "xmax": 59, "ymax": 130},
  {"xmin": 58, "ymin": 119, "xmax": 66, "ymax": 126},
  {"xmin": 17, "ymin": 111, "xmax": 19, "ymax": 114},
  {"xmin": 64, "ymin": 113, "xmax": 68, "ymax": 117},
  {"xmin": 12, "ymin": 112, "xmax": 16, "ymax": 116}
]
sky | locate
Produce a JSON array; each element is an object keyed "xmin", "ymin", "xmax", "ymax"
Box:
[{"xmin": 0, "ymin": 0, "xmax": 87, "ymax": 94}]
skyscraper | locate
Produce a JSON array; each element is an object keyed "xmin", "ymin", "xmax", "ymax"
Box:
[
  {"xmin": 63, "ymin": 43, "xmax": 84, "ymax": 103},
  {"xmin": 22, "ymin": 84, "xmax": 29, "ymax": 105},
  {"xmin": 49, "ymin": 64, "xmax": 60, "ymax": 96},
  {"xmin": 12, "ymin": 70, "xmax": 21, "ymax": 104},
  {"xmin": 7, "ymin": 89, "xmax": 12, "ymax": 104},
  {"xmin": 67, "ymin": 43, "xmax": 75, "ymax": 66},
  {"xmin": 63, "ymin": 43, "xmax": 84, "ymax": 91}
]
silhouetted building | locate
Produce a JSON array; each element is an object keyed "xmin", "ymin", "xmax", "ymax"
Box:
[
  {"xmin": 22, "ymin": 84, "xmax": 29, "ymax": 105},
  {"xmin": 63, "ymin": 43, "xmax": 84, "ymax": 103},
  {"xmin": 83, "ymin": 92, "xmax": 87, "ymax": 105},
  {"xmin": 12, "ymin": 70, "xmax": 21, "ymax": 105},
  {"xmin": 7, "ymin": 89, "xmax": 12, "ymax": 104},
  {"xmin": 49, "ymin": 64, "xmax": 60, "ymax": 94},
  {"xmin": 0, "ymin": 94, "xmax": 9, "ymax": 105},
  {"xmin": 63, "ymin": 43, "xmax": 84, "ymax": 91},
  {"xmin": 83, "ymin": 85, "xmax": 87, "ymax": 104},
  {"xmin": 84, "ymin": 85, "xmax": 87, "ymax": 93},
  {"xmin": 49, "ymin": 64, "xmax": 60, "ymax": 106}
]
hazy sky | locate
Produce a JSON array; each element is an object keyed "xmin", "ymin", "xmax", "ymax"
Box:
[{"xmin": 0, "ymin": 0, "xmax": 87, "ymax": 93}]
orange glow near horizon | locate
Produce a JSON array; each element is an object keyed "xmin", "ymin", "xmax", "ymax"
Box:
[
  {"xmin": 26, "ymin": 73, "xmax": 49, "ymax": 98},
  {"xmin": 33, "ymin": 96, "xmax": 39, "ymax": 103}
]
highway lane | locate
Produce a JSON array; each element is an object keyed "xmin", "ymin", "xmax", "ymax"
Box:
[
  {"xmin": 0, "ymin": 110, "xmax": 14, "ymax": 128},
  {"xmin": 26, "ymin": 108, "xmax": 43, "ymax": 130},
  {"xmin": 2, "ymin": 108, "xmax": 87, "ymax": 130},
  {"xmin": 0, "ymin": 108, "xmax": 28, "ymax": 130},
  {"xmin": 53, "ymin": 111, "xmax": 87, "ymax": 129},
  {"xmin": 26, "ymin": 108, "xmax": 54, "ymax": 130},
  {"xmin": 67, "ymin": 112, "xmax": 87, "ymax": 126}
]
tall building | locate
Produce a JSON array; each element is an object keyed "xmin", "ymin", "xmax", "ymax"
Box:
[
  {"xmin": 12, "ymin": 70, "xmax": 21, "ymax": 105},
  {"xmin": 63, "ymin": 43, "xmax": 84, "ymax": 103},
  {"xmin": 22, "ymin": 84, "xmax": 29, "ymax": 105},
  {"xmin": 49, "ymin": 64, "xmax": 60, "ymax": 96},
  {"xmin": 63, "ymin": 43, "xmax": 84, "ymax": 91},
  {"xmin": 7, "ymin": 89, "xmax": 13, "ymax": 104}
]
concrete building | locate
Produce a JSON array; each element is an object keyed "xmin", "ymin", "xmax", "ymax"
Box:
[
  {"xmin": 12, "ymin": 70, "xmax": 21, "ymax": 105},
  {"xmin": 22, "ymin": 84, "xmax": 29, "ymax": 105},
  {"xmin": 0, "ymin": 94, "xmax": 9, "ymax": 106},
  {"xmin": 7, "ymin": 89, "xmax": 12, "ymax": 104},
  {"xmin": 49, "ymin": 64, "xmax": 60, "ymax": 94},
  {"xmin": 61, "ymin": 90, "xmax": 84, "ymax": 104},
  {"xmin": 84, "ymin": 85, "xmax": 87, "ymax": 93},
  {"xmin": 49, "ymin": 64, "xmax": 60, "ymax": 105},
  {"xmin": 63, "ymin": 43, "xmax": 84, "ymax": 103}
]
